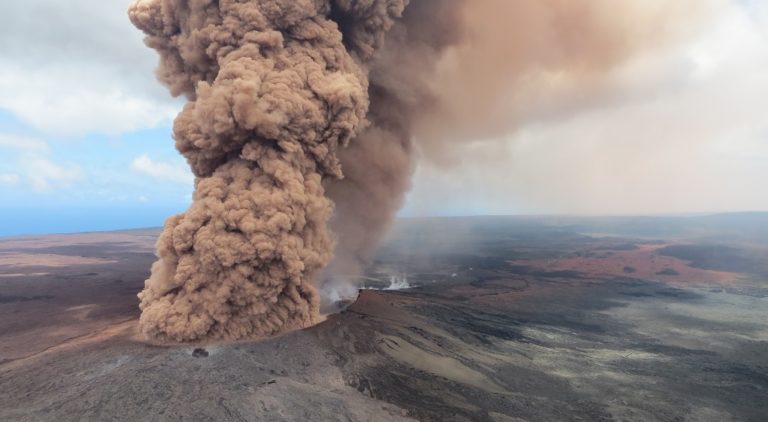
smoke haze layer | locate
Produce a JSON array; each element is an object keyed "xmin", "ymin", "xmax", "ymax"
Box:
[{"xmin": 131, "ymin": 0, "xmax": 709, "ymax": 342}]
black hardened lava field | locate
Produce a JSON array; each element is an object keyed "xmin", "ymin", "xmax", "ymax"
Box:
[{"xmin": 1, "ymin": 215, "xmax": 767, "ymax": 421}]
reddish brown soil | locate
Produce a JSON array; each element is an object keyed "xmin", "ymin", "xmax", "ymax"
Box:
[{"xmin": 511, "ymin": 243, "xmax": 738, "ymax": 286}]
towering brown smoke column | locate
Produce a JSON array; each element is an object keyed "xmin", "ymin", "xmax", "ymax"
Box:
[
  {"xmin": 129, "ymin": 0, "xmax": 406, "ymax": 341},
  {"xmin": 132, "ymin": 0, "xmax": 709, "ymax": 341}
]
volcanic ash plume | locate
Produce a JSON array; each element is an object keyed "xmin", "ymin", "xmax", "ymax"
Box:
[
  {"xmin": 320, "ymin": 0, "xmax": 710, "ymax": 295},
  {"xmin": 129, "ymin": 0, "xmax": 405, "ymax": 342},
  {"xmin": 131, "ymin": 0, "xmax": 709, "ymax": 342}
]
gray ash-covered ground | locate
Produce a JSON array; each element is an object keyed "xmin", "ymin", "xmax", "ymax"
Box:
[{"xmin": 1, "ymin": 215, "xmax": 767, "ymax": 421}]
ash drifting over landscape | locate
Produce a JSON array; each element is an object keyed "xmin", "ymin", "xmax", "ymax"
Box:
[{"xmin": 130, "ymin": 0, "xmax": 711, "ymax": 342}]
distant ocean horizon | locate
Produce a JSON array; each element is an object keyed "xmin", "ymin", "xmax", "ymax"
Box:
[
  {"xmin": 3, "ymin": 206, "xmax": 767, "ymax": 238},
  {"xmin": 0, "ymin": 205, "xmax": 186, "ymax": 237}
]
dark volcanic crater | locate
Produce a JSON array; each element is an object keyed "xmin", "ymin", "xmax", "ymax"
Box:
[{"xmin": 1, "ymin": 217, "xmax": 767, "ymax": 421}]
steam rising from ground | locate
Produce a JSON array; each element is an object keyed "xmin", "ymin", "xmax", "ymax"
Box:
[{"xmin": 131, "ymin": 0, "xmax": 709, "ymax": 342}]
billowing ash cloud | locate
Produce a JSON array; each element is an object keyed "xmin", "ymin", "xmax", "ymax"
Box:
[{"xmin": 130, "ymin": 0, "xmax": 708, "ymax": 342}]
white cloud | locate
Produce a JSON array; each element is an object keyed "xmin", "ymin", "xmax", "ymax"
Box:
[
  {"xmin": 0, "ymin": 133, "xmax": 51, "ymax": 153},
  {"xmin": 23, "ymin": 156, "xmax": 83, "ymax": 192},
  {"xmin": 131, "ymin": 154, "xmax": 193, "ymax": 185},
  {"xmin": 0, "ymin": 66, "xmax": 180, "ymax": 135},
  {"xmin": 0, "ymin": 133, "xmax": 83, "ymax": 191},
  {"xmin": 0, "ymin": 173, "xmax": 20, "ymax": 185},
  {"xmin": 0, "ymin": 0, "xmax": 180, "ymax": 136}
]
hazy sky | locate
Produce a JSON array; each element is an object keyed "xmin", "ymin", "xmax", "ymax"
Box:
[{"xmin": 0, "ymin": 0, "xmax": 765, "ymax": 235}]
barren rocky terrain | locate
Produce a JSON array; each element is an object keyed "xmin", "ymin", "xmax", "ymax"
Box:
[{"xmin": 1, "ymin": 215, "xmax": 767, "ymax": 421}]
